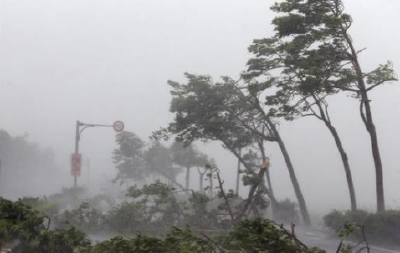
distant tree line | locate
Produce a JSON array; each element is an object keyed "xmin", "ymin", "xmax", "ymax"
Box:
[{"xmin": 0, "ymin": 129, "xmax": 59, "ymax": 197}]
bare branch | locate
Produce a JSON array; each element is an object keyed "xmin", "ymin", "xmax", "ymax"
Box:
[{"xmin": 366, "ymin": 78, "xmax": 398, "ymax": 91}]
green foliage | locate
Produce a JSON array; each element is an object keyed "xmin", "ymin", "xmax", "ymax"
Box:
[
  {"xmin": 104, "ymin": 202, "xmax": 147, "ymax": 234},
  {"xmin": 170, "ymin": 142, "xmax": 208, "ymax": 169},
  {"xmin": 113, "ymin": 131, "xmax": 148, "ymax": 181},
  {"xmin": 2, "ymin": 198, "xmax": 371, "ymax": 252},
  {"xmin": 0, "ymin": 198, "xmax": 45, "ymax": 243},
  {"xmin": 0, "ymin": 198, "xmax": 90, "ymax": 253},
  {"xmin": 28, "ymin": 226, "xmax": 90, "ymax": 253},
  {"xmin": 113, "ymin": 132, "xmax": 184, "ymax": 187},
  {"xmin": 274, "ymin": 198, "xmax": 300, "ymax": 223},
  {"xmin": 76, "ymin": 235, "xmax": 165, "ymax": 253},
  {"xmin": 222, "ymin": 218, "xmax": 325, "ymax": 253},
  {"xmin": 77, "ymin": 218, "xmax": 326, "ymax": 253},
  {"xmin": 245, "ymin": 0, "xmax": 396, "ymax": 122},
  {"xmin": 19, "ymin": 197, "xmax": 60, "ymax": 219},
  {"xmin": 324, "ymin": 209, "xmax": 400, "ymax": 246},
  {"xmin": 58, "ymin": 202, "xmax": 104, "ymax": 232},
  {"xmin": 162, "ymin": 74, "xmax": 258, "ymax": 150},
  {"xmin": 145, "ymin": 141, "xmax": 182, "ymax": 181}
]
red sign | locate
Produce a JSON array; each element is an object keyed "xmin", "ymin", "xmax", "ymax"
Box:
[{"xmin": 71, "ymin": 153, "xmax": 82, "ymax": 176}]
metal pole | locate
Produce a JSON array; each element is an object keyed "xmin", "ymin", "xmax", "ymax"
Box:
[
  {"xmin": 74, "ymin": 120, "xmax": 80, "ymax": 187},
  {"xmin": 71, "ymin": 120, "xmax": 123, "ymax": 188}
]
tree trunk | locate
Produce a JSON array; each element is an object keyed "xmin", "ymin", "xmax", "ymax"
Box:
[
  {"xmin": 185, "ymin": 167, "xmax": 191, "ymax": 190},
  {"xmin": 247, "ymin": 93, "xmax": 310, "ymax": 224},
  {"xmin": 361, "ymin": 95, "xmax": 385, "ymax": 212},
  {"xmin": 313, "ymin": 97, "xmax": 358, "ymax": 211},
  {"xmin": 267, "ymin": 119, "xmax": 311, "ymax": 226},
  {"xmin": 325, "ymin": 122, "xmax": 357, "ymax": 211},
  {"xmin": 257, "ymin": 140, "xmax": 277, "ymax": 216},
  {"xmin": 236, "ymin": 149, "xmax": 241, "ymax": 195},
  {"xmin": 343, "ymin": 30, "xmax": 385, "ymax": 212},
  {"xmin": 259, "ymin": 142, "xmax": 275, "ymax": 198},
  {"xmin": 199, "ymin": 173, "xmax": 204, "ymax": 192}
]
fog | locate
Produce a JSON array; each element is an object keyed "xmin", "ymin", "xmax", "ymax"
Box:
[{"xmin": 1, "ymin": 0, "xmax": 399, "ymax": 217}]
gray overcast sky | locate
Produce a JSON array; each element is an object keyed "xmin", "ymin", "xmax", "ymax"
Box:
[{"xmin": 1, "ymin": 0, "xmax": 399, "ymax": 213}]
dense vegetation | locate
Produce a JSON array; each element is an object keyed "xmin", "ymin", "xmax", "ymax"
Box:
[
  {"xmin": 1, "ymin": 196, "xmax": 375, "ymax": 253},
  {"xmin": 324, "ymin": 210, "xmax": 400, "ymax": 247}
]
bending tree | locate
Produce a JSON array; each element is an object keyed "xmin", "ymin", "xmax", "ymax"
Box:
[
  {"xmin": 245, "ymin": 35, "xmax": 358, "ymax": 210},
  {"xmin": 268, "ymin": 0, "xmax": 397, "ymax": 212}
]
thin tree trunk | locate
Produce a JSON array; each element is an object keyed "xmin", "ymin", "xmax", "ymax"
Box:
[
  {"xmin": 343, "ymin": 29, "xmax": 385, "ymax": 212},
  {"xmin": 325, "ymin": 123, "xmax": 357, "ymax": 211},
  {"xmin": 236, "ymin": 149, "xmax": 241, "ymax": 195},
  {"xmin": 361, "ymin": 95, "xmax": 385, "ymax": 212},
  {"xmin": 267, "ymin": 119, "xmax": 311, "ymax": 226},
  {"xmin": 312, "ymin": 97, "xmax": 357, "ymax": 211},
  {"xmin": 258, "ymin": 141, "xmax": 275, "ymax": 198},
  {"xmin": 185, "ymin": 166, "xmax": 190, "ymax": 190},
  {"xmin": 246, "ymin": 92, "xmax": 311, "ymax": 225}
]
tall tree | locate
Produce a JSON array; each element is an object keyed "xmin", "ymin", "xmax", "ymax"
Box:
[
  {"xmin": 268, "ymin": 0, "xmax": 397, "ymax": 212},
  {"xmin": 222, "ymin": 76, "xmax": 310, "ymax": 225}
]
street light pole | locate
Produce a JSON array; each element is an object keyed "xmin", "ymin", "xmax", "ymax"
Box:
[
  {"xmin": 74, "ymin": 121, "xmax": 80, "ymax": 187},
  {"xmin": 72, "ymin": 120, "xmax": 124, "ymax": 188}
]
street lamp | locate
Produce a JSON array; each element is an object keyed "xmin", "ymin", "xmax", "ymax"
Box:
[{"xmin": 71, "ymin": 120, "xmax": 124, "ymax": 187}]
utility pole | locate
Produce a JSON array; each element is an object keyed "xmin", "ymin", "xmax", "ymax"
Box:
[{"xmin": 73, "ymin": 121, "xmax": 80, "ymax": 187}]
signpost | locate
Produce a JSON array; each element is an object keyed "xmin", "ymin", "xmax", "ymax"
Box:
[
  {"xmin": 113, "ymin": 121, "xmax": 124, "ymax": 132},
  {"xmin": 72, "ymin": 120, "xmax": 124, "ymax": 187}
]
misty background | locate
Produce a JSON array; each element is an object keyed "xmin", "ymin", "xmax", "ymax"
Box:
[{"xmin": 1, "ymin": 0, "xmax": 399, "ymax": 214}]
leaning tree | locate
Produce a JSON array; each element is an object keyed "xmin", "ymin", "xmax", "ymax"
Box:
[
  {"xmin": 263, "ymin": 0, "xmax": 397, "ymax": 212},
  {"xmin": 156, "ymin": 73, "xmax": 310, "ymax": 225},
  {"xmin": 244, "ymin": 32, "xmax": 358, "ymax": 211}
]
